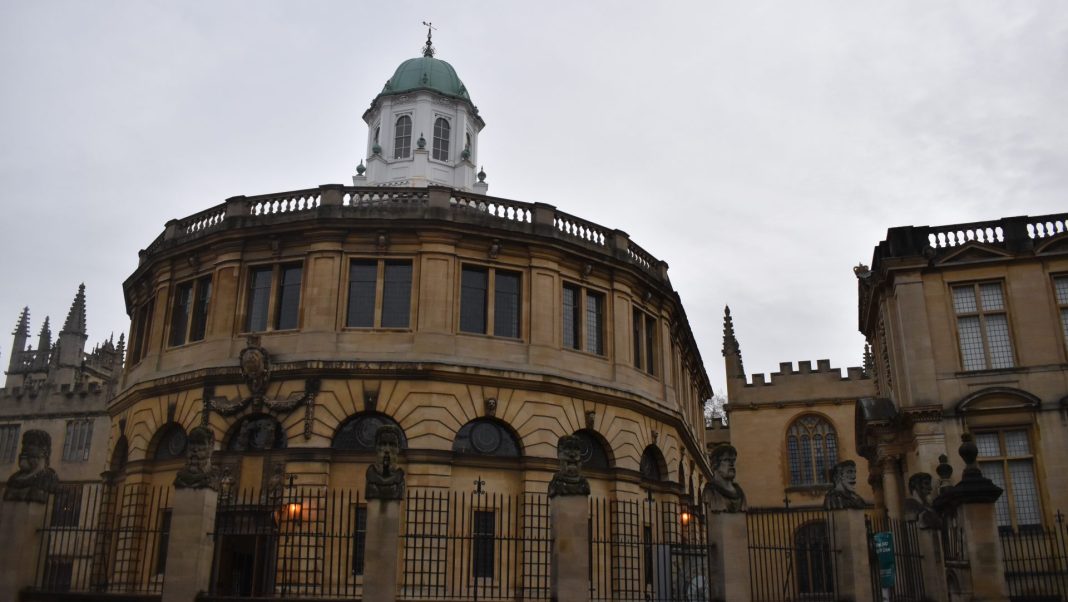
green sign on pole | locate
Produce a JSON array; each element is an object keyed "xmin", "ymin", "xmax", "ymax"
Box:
[{"xmin": 873, "ymin": 531, "xmax": 895, "ymax": 589}]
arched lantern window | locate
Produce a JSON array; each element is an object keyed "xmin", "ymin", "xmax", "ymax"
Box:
[
  {"xmin": 453, "ymin": 418, "xmax": 521, "ymax": 458},
  {"xmin": 332, "ymin": 413, "xmax": 407, "ymax": 451}
]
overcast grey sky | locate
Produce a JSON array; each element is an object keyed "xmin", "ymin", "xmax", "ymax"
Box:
[{"xmin": 1, "ymin": 1, "xmax": 1065, "ymax": 395}]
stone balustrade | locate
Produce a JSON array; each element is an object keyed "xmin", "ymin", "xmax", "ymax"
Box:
[{"xmin": 146, "ymin": 185, "xmax": 668, "ymax": 282}]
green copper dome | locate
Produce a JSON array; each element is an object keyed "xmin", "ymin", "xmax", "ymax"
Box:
[{"xmin": 380, "ymin": 56, "xmax": 471, "ymax": 102}]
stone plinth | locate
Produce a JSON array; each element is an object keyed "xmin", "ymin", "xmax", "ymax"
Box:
[
  {"xmin": 916, "ymin": 526, "xmax": 950, "ymax": 601},
  {"xmin": 0, "ymin": 500, "xmax": 47, "ymax": 601},
  {"xmin": 550, "ymin": 494, "xmax": 590, "ymax": 602},
  {"xmin": 959, "ymin": 502, "xmax": 1009, "ymax": 601},
  {"xmin": 707, "ymin": 512, "xmax": 750, "ymax": 602},
  {"xmin": 162, "ymin": 487, "xmax": 218, "ymax": 602},
  {"xmin": 832, "ymin": 509, "xmax": 874, "ymax": 602},
  {"xmin": 363, "ymin": 498, "xmax": 401, "ymax": 602}
]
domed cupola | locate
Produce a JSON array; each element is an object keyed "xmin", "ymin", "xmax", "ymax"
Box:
[{"xmin": 357, "ymin": 27, "xmax": 487, "ymax": 193}]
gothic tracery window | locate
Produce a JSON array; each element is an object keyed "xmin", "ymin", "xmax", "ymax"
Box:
[{"xmin": 787, "ymin": 415, "xmax": 838, "ymax": 486}]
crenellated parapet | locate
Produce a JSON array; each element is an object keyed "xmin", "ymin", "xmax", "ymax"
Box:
[{"xmin": 729, "ymin": 359, "xmax": 874, "ymax": 408}]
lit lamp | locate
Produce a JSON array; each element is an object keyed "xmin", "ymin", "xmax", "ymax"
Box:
[
  {"xmin": 285, "ymin": 501, "xmax": 302, "ymax": 521},
  {"xmin": 680, "ymin": 508, "xmax": 693, "ymax": 526}
]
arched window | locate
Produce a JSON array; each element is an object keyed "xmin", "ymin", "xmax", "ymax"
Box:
[
  {"xmin": 333, "ymin": 413, "xmax": 407, "ymax": 451},
  {"xmin": 151, "ymin": 424, "xmax": 188, "ymax": 461},
  {"xmin": 453, "ymin": 418, "xmax": 521, "ymax": 457},
  {"xmin": 432, "ymin": 117, "xmax": 450, "ymax": 161},
  {"xmin": 572, "ymin": 429, "xmax": 611, "ymax": 470},
  {"xmin": 639, "ymin": 445, "xmax": 666, "ymax": 481},
  {"xmin": 226, "ymin": 414, "xmax": 286, "ymax": 452},
  {"xmin": 787, "ymin": 415, "xmax": 838, "ymax": 486},
  {"xmin": 110, "ymin": 436, "xmax": 128, "ymax": 472},
  {"xmin": 394, "ymin": 115, "xmax": 412, "ymax": 159}
]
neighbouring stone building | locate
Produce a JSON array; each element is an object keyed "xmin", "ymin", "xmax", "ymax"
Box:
[{"xmin": 0, "ymin": 285, "xmax": 122, "ymax": 487}]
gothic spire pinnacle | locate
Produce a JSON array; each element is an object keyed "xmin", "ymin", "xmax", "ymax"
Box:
[
  {"xmin": 33, "ymin": 316, "xmax": 51, "ymax": 370},
  {"xmin": 863, "ymin": 342, "xmax": 874, "ymax": 377},
  {"xmin": 722, "ymin": 305, "xmax": 745, "ymax": 378},
  {"xmin": 60, "ymin": 283, "xmax": 87, "ymax": 336},
  {"xmin": 12, "ymin": 307, "xmax": 30, "ymax": 339},
  {"xmin": 421, "ymin": 20, "xmax": 436, "ymax": 57}
]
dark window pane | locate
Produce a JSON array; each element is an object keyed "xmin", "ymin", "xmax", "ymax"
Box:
[
  {"xmin": 382, "ymin": 261, "xmax": 412, "ymax": 328},
  {"xmin": 275, "ymin": 265, "xmax": 302, "ymax": 330},
  {"xmin": 246, "ymin": 268, "xmax": 273, "ymax": 332},
  {"xmin": 169, "ymin": 282, "xmax": 193, "ymax": 346},
  {"xmin": 472, "ymin": 510, "xmax": 495, "ymax": 578},
  {"xmin": 586, "ymin": 291, "xmax": 605, "ymax": 355},
  {"xmin": 50, "ymin": 485, "xmax": 82, "ymax": 527},
  {"xmin": 155, "ymin": 509, "xmax": 172, "ymax": 575},
  {"xmin": 352, "ymin": 506, "xmax": 367, "ymax": 575},
  {"xmin": 460, "ymin": 267, "xmax": 488, "ymax": 334},
  {"xmin": 394, "ymin": 115, "xmax": 412, "ymax": 159},
  {"xmin": 493, "ymin": 271, "xmax": 520, "ymax": 338},
  {"xmin": 433, "ymin": 117, "xmax": 450, "ymax": 161},
  {"xmin": 645, "ymin": 314, "xmax": 656, "ymax": 375},
  {"xmin": 563, "ymin": 285, "xmax": 580, "ymax": 349},
  {"xmin": 632, "ymin": 308, "xmax": 642, "ymax": 369},
  {"xmin": 347, "ymin": 261, "xmax": 378, "ymax": 328},
  {"xmin": 189, "ymin": 277, "xmax": 212, "ymax": 342}
]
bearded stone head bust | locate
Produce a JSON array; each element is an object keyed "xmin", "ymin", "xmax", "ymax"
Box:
[
  {"xmin": 548, "ymin": 434, "xmax": 590, "ymax": 498},
  {"xmin": 4, "ymin": 430, "xmax": 59, "ymax": 503},
  {"xmin": 705, "ymin": 444, "xmax": 746, "ymax": 513},
  {"xmin": 174, "ymin": 426, "xmax": 216, "ymax": 490},
  {"xmin": 366, "ymin": 425, "xmax": 405, "ymax": 500},
  {"xmin": 823, "ymin": 459, "xmax": 867, "ymax": 510}
]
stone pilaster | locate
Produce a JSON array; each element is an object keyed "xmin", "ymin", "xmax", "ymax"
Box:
[
  {"xmin": 161, "ymin": 487, "xmax": 218, "ymax": 602},
  {"xmin": 362, "ymin": 498, "xmax": 402, "ymax": 602},
  {"xmin": 832, "ymin": 509, "xmax": 875, "ymax": 602},
  {"xmin": 0, "ymin": 500, "xmax": 47, "ymax": 600},
  {"xmin": 707, "ymin": 512, "xmax": 750, "ymax": 602}
]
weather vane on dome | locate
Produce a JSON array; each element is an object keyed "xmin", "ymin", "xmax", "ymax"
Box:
[{"xmin": 421, "ymin": 21, "xmax": 436, "ymax": 57}]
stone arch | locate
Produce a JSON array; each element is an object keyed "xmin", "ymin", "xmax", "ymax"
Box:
[
  {"xmin": 639, "ymin": 445, "xmax": 667, "ymax": 482},
  {"xmin": 109, "ymin": 436, "xmax": 129, "ymax": 472},
  {"xmin": 452, "ymin": 417, "xmax": 522, "ymax": 458},
  {"xmin": 955, "ymin": 387, "xmax": 1041, "ymax": 414},
  {"xmin": 572, "ymin": 428, "xmax": 612, "ymax": 470},
  {"xmin": 332, "ymin": 412, "xmax": 407, "ymax": 451},
  {"xmin": 147, "ymin": 423, "xmax": 188, "ymax": 461},
  {"xmin": 225, "ymin": 414, "xmax": 286, "ymax": 452}
]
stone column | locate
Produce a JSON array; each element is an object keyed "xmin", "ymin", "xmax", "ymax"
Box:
[
  {"xmin": 163, "ymin": 425, "xmax": 220, "ymax": 602},
  {"xmin": 934, "ymin": 434, "xmax": 1010, "ymax": 602},
  {"xmin": 549, "ymin": 434, "xmax": 592, "ymax": 602},
  {"xmin": 832, "ymin": 509, "xmax": 875, "ymax": 602},
  {"xmin": 0, "ymin": 499, "xmax": 48, "ymax": 600},
  {"xmin": 0, "ymin": 430, "xmax": 59, "ymax": 601},
  {"xmin": 161, "ymin": 487, "xmax": 218, "ymax": 602},
  {"xmin": 362, "ymin": 425, "xmax": 406, "ymax": 602},
  {"xmin": 707, "ymin": 512, "xmax": 750, "ymax": 602}
]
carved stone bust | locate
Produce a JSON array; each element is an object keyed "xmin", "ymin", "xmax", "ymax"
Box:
[
  {"xmin": 704, "ymin": 444, "xmax": 747, "ymax": 513},
  {"xmin": 548, "ymin": 434, "xmax": 590, "ymax": 498},
  {"xmin": 4, "ymin": 429, "xmax": 59, "ymax": 503},
  {"xmin": 823, "ymin": 460, "xmax": 867, "ymax": 510},
  {"xmin": 366, "ymin": 425, "xmax": 406, "ymax": 500},
  {"xmin": 239, "ymin": 338, "xmax": 270, "ymax": 399},
  {"xmin": 903, "ymin": 472, "xmax": 941, "ymax": 529},
  {"xmin": 174, "ymin": 426, "xmax": 216, "ymax": 490}
]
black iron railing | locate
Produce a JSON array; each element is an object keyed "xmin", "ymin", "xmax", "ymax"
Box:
[
  {"xmin": 999, "ymin": 511, "xmax": 1068, "ymax": 601},
  {"xmin": 747, "ymin": 507, "xmax": 839, "ymax": 602},
  {"xmin": 866, "ymin": 513, "xmax": 926, "ymax": 602}
]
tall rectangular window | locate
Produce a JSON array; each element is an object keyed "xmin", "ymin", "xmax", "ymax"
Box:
[
  {"xmin": 460, "ymin": 266, "xmax": 488, "ymax": 334},
  {"xmin": 169, "ymin": 276, "xmax": 212, "ymax": 346},
  {"xmin": 952, "ymin": 282, "xmax": 1014, "ymax": 371},
  {"xmin": 245, "ymin": 264, "xmax": 303, "ymax": 332},
  {"xmin": 246, "ymin": 267, "xmax": 273, "ymax": 332},
  {"xmin": 563, "ymin": 283, "xmax": 606, "ymax": 356},
  {"xmin": 351, "ymin": 505, "xmax": 367, "ymax": 575},
  {"xmin": 460, "ymin": 266, "xmax": 521, "ymax": 338},
  {"xmin": 346, "ymin": 260, "xmax": 412, "ymax": 329},
  {"xmin": 155, "ymin": 509, "xmax": 172, "ymax": 575},
  {"xmin": 50, "ymin": 485, "xmax": 82, "ymax": 527},
  {"xmin": 493, "ymin": 271, "xmax": 521, "ymax": 338},
  {"xmin": 62, "ymin": 420, "xmax": 93, "ymax": 462},
  {"xmin": 1055, "ymin": 276, "xmax": 1068, "ymax": 351},
  {"xmin": 0, "ymin": 424, "xmax": 20, "ymax": 463},
  {"xmin": 472, "ymin": 510, "xmax": 495, "ymax": 578},
  {"xmin": 275, "ymin": 264, "xmax": 303, "ymax": 330},
  {"xmin": 632, "ymin": 307, "xmax": 657, "ymax": 375},
  {"xmin": 129, "ymin": 298, "xmax": 155, "ymax": 364},
  {"xmin": 976, "ymin": 430, "xmax": 1041, "ymax": 531}
]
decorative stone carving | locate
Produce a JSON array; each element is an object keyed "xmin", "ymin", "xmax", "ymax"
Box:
[
  {"xmin": 366, "ymin": 425, "xmax": 406, "ymax": 500},
  {"xmin": 548, "ymin": 434, "xmax": 590, "ymax": 498},
  {"xmin": 823, "ymin": 460, "xmax": 867, "ymax": 510},
  {"xmin": 935, "ymin": 453, "xmax": 954, "ymax": 494},
  {"xmin": 174, "ymin": 426, "xmax": 216, "ymax": 490},
  {"xmin": 484, "ymin": 397, "xmax": 497, "ymax": 417},
  {"xmin": 584, "ymin": 410, "xmax": 596, "ymax": 431},
  {"xmin": 704, "ymin": 444, "xmax": 747, "ymax": 513},
  {"xmin": 3, "ymin": 430, "xmax": 59, "ymax": 503},
  {"xmin": 903, "ymin": 472, "xmax": 941, "ymax": 529},
  {"xmin": 240, "ymin": 337, "xmax": 271, "ymax": 399},
  {"xmin": 230, "ymin": 415, "xmax": 285, "ymax": 451}
]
